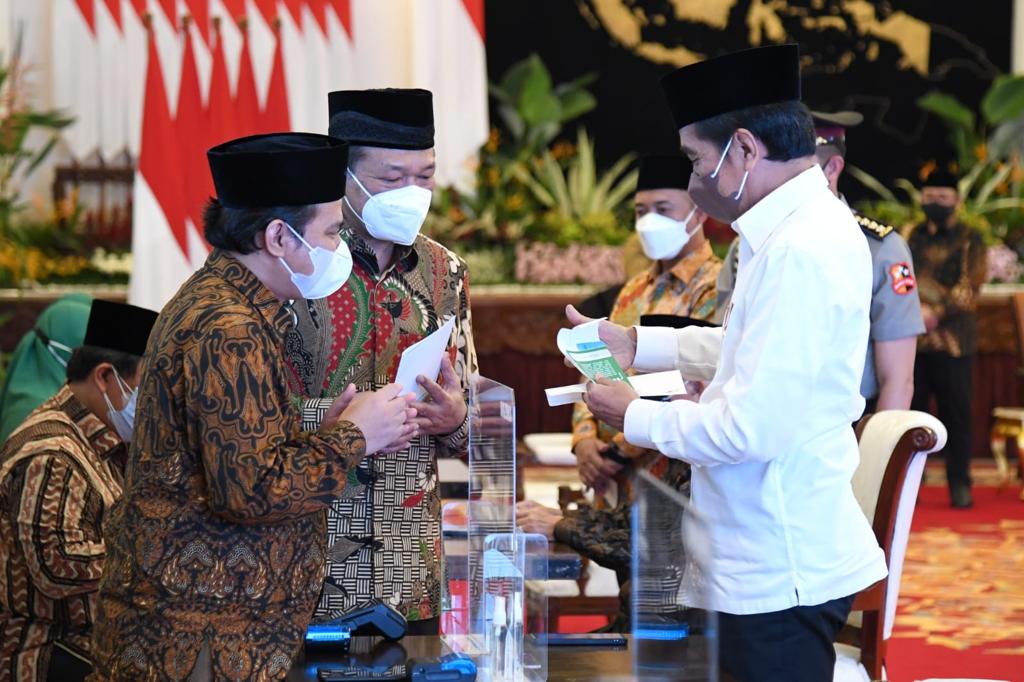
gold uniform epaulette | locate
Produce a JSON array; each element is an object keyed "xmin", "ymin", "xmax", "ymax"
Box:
[{"xmin": 855, "ymin": 213, "xmax": 894, "ymax": 240}]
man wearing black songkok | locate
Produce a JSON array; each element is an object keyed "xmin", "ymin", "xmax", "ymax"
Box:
[
  {"xmin": 0, "ymin": 301, "xmax": 156, "ymax": 681},
  {"xmin": 91, "ymin": 133, "xmax": 417, "ymax": 680},
  {"xmin": 569, "ymin": 45, "xmax": 887, "ymax": 681},
  {"xmin": 288, "ymin": 89, "xmax": 477, "ymax": 635}
]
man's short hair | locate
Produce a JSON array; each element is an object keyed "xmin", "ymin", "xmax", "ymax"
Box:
[
  {"xmin": 692, "ymin": 101, "xmax": 816, "ymax": 162},
  {"xmin": 202, "ymin": 199, "xmax": 318, "ymax": 254},
  {"xmin": 814, "ymin": 143, "xmax": 845, "ymax": 168},
  {"xmin": 66, "ymin": 345, "xmax": 142, "ymax": 383},
  {"xmin": 347, "ymin": 145, "xmax": 370, "ymax": 171}
]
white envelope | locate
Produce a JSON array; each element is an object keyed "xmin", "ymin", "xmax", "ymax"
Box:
[
  {"xmin": 544, "ymin": 370, "xmax": 687, "ymax": 407},
  {"xmin": 393, "ymin": 316, "xmax": 456, "ymax": 399}
]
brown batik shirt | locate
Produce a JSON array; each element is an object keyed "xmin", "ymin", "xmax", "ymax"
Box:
[
  {"xmin": 0, "ymin": 386, "xmax": 124, "ymax": 681},
  {"xmin": 571, "ymin": 241, "xmax": 718, "ymax": 504},
  {"xmin": 288, "ymin": 232, "xmax": 476, "ymax": 622},
  {"xmin": 90, "ymin": 250, "xmax": 367, "ymax": 680},
  {"xmin": 906, "ymin": 221, "xmax": 987, "ymax": 357},
  {"xmin": 553, "ymin": 456, "xmax": 691, "ymax": 632}
]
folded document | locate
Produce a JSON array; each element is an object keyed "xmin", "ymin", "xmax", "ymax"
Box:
[{"xmin": 545, "ymin": 370, "xmax": 687, "ymax": 407}]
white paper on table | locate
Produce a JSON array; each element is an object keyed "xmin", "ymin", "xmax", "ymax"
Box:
[
  {"xmin": 393, "ymin": 316, "xmax": 456, "ymax": 399},
  {"xmin": 544, "ymin": 370, "xmax": 687, "ymax": 407}
]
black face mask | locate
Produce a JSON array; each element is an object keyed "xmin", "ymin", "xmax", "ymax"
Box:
[
  {"xmin": 687, "ymin": 136, "xmax": 748, "ymax": 224},
  {"xmin": 922, "ymin": 203, "xmax": 955, "ymax": 225}
]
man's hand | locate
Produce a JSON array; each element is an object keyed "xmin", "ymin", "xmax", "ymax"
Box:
[
  {"xmin": 340, "ymin": 383, "xmax": 419, "ymax": 455},
  {"xmin": 565, "ymin": 305, "xmax": 638, "ymax": 370},
  {"xmin": 582, "ymin": 378, "xmax": 639, "ymax": 432},
  {"xmin": 921, "ymin": 304, "xmax": 940, "ymax": 333},
  {"xmin": 320, "ymin": 384, "xmax": 358, "ymax": 432},
  {"xmin": 675, "ymin": 380, "xmax": 705, "ymax": 403},
  {"xmin": 575, "ymin": 437, "xmax": 621, "ymax": 493},
  {"xmin": 516, "ymin": 500, "xmax": 563, "ymax": 541},
  {"xmin": 411, "ymin": 356, "xmax": 468, "ymax": 436}
]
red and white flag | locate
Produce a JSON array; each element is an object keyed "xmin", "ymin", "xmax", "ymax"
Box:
[
  {"xmin": 262, "ymin": 19, "xmax": 292, "ymax": 131},
  {"xmin": 53, "ymin": 0, "xmax": 101, "ymax": 159},
  {"xmin": 177, "ymin": 20, "xmax": 213, "ymax": 239},
  {"xmin": 96, "ymin": 0, "xmax": 128, "ymax": 159},
  {"xmin": 46, "ymin": 0, "xmax": 489, "ymax": 307},
  {"xmin": 233, "ymin": 21, "xmax": 261, "ymax": 137},
  {"xmin": 325, "ymin": 0, "xmax": 354, "ymax": 92},
  {"xmin": 128, "ymin": 24, "xmax": 192, "ymax": 310},
  {"xmin": 411, "ymin": 0, "xmax": 488, "ymax": 190}
]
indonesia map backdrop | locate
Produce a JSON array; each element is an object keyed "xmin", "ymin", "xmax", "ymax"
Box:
[{"xmin": 485, "ymin": 0, "xmax": 1013, "ymax": 203}]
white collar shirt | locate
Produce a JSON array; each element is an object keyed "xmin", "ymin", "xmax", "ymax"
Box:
[{"xmin": 623, "ymin": 165, "xmax": 887, "ymax": 615}]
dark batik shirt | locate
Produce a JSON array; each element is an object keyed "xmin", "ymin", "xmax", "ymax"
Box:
[
  {"xmin": 289, "ymin": 231, "xmax": 477, "ymax": 622},
  {"xmin": 0, "ymin": 386, "xmax": 123, "ymax": 681},
  {"xmin": 907, "ymin": 221, "xmax": 987, "ymax": 357},
  {"xmin": 553, "ymin": 456, "xmax": 691, "ymax": 631},
  {"xmin": 90, "ymin": 250, "xmax": 367, "ymax": 680}
]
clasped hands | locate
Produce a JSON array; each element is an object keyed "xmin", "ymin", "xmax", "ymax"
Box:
[{"xmin": 320, "ymin": 356, "xmax": 467, "ymax": 454}]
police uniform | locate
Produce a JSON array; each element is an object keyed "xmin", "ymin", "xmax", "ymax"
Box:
[
  {"xmin": 715, "ymin": 111, "xmax": 925, "ymax": 407},
  {"xmin": 852, "ymin": 210, "xmax": 925, "ymax": 409}
]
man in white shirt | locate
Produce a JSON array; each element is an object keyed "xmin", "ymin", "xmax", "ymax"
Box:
[{"xmin": 573, "ymin": 44, "xmax": 887, "ymax": 681}]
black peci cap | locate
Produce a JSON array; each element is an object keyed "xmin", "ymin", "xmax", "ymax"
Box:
[
  {"xmin": 327, "ymin": 88, "xmax": 435, "ymax": 150},
  {"xmin": 636, "ymin": 155, "xmax": 691, "ymax": 191},
  {"xmin": 83, "ymin": 300, "xmax": 159, "ymax": 357},
  {"xmin": 922, "ymin": 168, "xmax": 959, "ymax": 191},
  {"xmin": 660, "ymin": 44, "xmax": 802, "ymax": 130},
  {"xmin": 207, "ymin": 132, "xmax": 349, "ymax": 209}
]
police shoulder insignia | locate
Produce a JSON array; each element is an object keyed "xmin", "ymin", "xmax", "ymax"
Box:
[
  {"xmin": 855, "ymin": 213, "xmax": 895, "ymax": 240},
  {"xmin": 889, "ymin": 262, "xmax": 916, "ymax": 295}
]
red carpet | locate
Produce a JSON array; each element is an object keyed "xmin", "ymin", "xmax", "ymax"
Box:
[
  {"xmin": 559, "ymin": 479, "xmax": 1024, "ymax": 681},
  {"xmin": 885, "ymin": 482, "xmax": 1024, "ymax": 681}
]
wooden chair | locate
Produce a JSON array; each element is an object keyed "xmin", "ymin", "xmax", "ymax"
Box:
[
  {"xmin": 834, "ymin": 410, "xmax": 948, "ymax": 681},
  {"xmin": 989, "ymin": 291, "xmax": 1024, "ymax": 500}
]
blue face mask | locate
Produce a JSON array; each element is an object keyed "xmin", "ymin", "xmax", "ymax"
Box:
[{"xmin": 102, "ymin": 369, "xmax": 137, "ymax": 442}]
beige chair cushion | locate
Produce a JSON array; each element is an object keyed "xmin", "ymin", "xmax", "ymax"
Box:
[{"xmin": 852, "ymin": 410, "xmax": 947, "ymax": 527}]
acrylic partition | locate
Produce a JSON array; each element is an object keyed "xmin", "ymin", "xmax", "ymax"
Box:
[
  {"xmin": 441, "ymin": 375, "xmax": 548, "ymax": 681},
  {"xmin": 631, "ymin": 469, "xmax": 719, "ymax": 681},
  {"xmin": 481, "ymin": 531, "xmax": 548, "ymax": 682}
]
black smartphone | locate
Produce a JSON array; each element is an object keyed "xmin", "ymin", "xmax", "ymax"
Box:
[{"xmin": 543, "ymin": 632, "xmax": 627, "ymax": 647}]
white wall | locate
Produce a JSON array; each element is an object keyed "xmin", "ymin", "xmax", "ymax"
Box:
[
  {"xmin": 1015, "ymin": 0, "xmax": 1024, "ymax": 73},
  {"xmin": 3, "ymin": 0, "xmax": 76, "ymax": 222}
]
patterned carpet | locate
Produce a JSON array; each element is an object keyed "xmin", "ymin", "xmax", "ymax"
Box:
[
  {"xmin": 555, "ymin": 463, "xmax": 1024, "ymax": 680},
  {"xmin": 887, "ymin": 468, "xmax": 1024, "ymax": 682}
]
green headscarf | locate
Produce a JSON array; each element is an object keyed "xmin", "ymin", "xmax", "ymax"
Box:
[{"xmin": 0, "ymin": 293, "xmax": 92, "ymax": 442}]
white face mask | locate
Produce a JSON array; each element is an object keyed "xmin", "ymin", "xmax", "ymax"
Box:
[
  {"xmin": 102, "ymin": 369, "xmax": 137, "ymax": 442},
  {"xmin": 344, "ymin": 169, "xmax": 432, "ymax": 246},
  {"xmin": 43, "ymin": 337, "xmax": 73, "ymax": 368},
  {"xmin": 279, "ymin": 223, "xmax": 353, "ymax": 300},
  {"xmin": 636, "ymin": 207, "xmax": 698, "ymax": 261}
]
